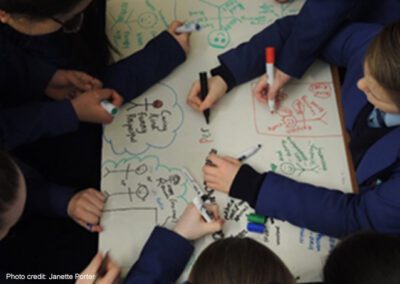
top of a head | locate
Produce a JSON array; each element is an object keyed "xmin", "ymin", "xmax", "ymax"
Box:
[
  {"xmin": 365, "ymin": 23, "xmax": 400, "ymax": 100},
  {"xmin": 324, "ymin": 231, "xmax": 400, "ymax": 284},
  {"xmin": 0, "ymin": 0, "xmax": 81, "ymax": 19},
  {"xmin": 0, "ymin": 151, "xmax": 19, "ymax": 229},
  {"xmin": 189, "ymin": 237, "xmax": 296, "ymax": 284}
]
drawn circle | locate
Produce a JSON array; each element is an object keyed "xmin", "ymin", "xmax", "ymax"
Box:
[
  {"xmin": 138, "ymin": 12, "xmax": 158, "ymax": 29},
  {"xmin": 280, "ymin": 162, "xmax": 296, "ymax": 175},
  {"xmin": 136, "ymin": 185, "xmax": 149, "ymax": 201},
  {"xmin": 208, "ymin": 29, "xmax": 230, "ymax": 49},
  {"xmin": 153, "ymin": 99, "xmax": 163, "ymax": 109},
  {"xmin": 282, "ymin": 116, "xmax": 297, "ymax": 128}
]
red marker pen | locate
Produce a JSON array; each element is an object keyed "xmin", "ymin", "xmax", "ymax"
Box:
[{"xmin": 265, "ymin": 47, "xmax": 275, "ymax": 113}]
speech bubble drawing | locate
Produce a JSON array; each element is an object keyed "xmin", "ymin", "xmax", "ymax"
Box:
[{"xmin": 103, "ymin": 83, "xmax": 184, "ymax": 156}]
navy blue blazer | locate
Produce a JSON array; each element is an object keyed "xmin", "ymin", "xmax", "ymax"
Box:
[
  {"xmin": 227, "ymin": 16, "xmax": 400, "ymax": 237},
  {"xmin": 0, "ymin": 27, "xmax": 185, "ymax": 150},
  {"xmin": 0, "ymin": 27, "xmax": 185, "ymax": 217},
  {"xmin": 125, "ymin": 226, "xmax": 193, "ymax": 284},
  {"xmin": 276, "ymin": 0, "xmax": 400, "ymax": 78},
  {"xmin": 225, "ymin": 0, "xmax": 400, "ymax": 80}
]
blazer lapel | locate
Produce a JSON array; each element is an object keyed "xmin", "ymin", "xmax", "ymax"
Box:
[{"xmin": 356, "ymin": 128, "xmax": 400, "ymax": 184}]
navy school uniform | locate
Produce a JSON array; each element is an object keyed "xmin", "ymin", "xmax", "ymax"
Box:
[
  {"xmin": 125, "ymin": 226, "xmax": 193, "ymax": 284},
  {"xmin": 272, "ymin": 0, "xmax": 400, "ymax": 79},
  {"xmin": 218, "ymin": 16, "xmax": 400, "ymax": 237},
  {"xmin": 0, "ymin": 3, "xmax": 186, "ymax": 281}
]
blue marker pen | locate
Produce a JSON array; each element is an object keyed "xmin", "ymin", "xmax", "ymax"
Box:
[{"xmin": 247, "ymin": 222, "xmax": 266, "ymax": 234}]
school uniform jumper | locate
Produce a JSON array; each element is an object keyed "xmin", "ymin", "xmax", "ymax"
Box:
[
  {"xmin": 217, "ymin": 16, "xmax": 400, "ymax": 237},
  {"xmin": 268, "ymin": 0, "xmax": 400, "ymax": 79},
  {"xmin": 0, "ymin": 7, "xmax": 186, "ymax": 279},
  {"xmin": 125, "ymin": 226, "xmax": 193, "ymax": 284}
]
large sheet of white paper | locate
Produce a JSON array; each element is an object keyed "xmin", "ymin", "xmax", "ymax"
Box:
[{"xmin": 101, "ymin": 0, "xmax": 354, "ymax": 282}]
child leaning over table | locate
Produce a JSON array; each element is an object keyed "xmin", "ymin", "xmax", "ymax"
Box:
[{"xmin": 202, "ymin": 20, "xmax": 400, "ymax": 237}]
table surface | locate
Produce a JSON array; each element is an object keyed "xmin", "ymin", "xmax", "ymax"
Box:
[{"xmin": 100, "ymin": 1, "xmax": 355, "ymax": 282}]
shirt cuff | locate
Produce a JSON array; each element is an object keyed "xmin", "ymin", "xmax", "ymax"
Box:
[
  {"xmin": 229, "ymin": 164, "xmax": 266, "ymax": 208},
  {"xmin": 211, "ymin": 64, "xmax": 237, "ymax": 92}
]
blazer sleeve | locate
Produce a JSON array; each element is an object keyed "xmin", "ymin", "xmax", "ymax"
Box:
[
  {"xmin": 217, "ymin": 16, "xmax": 296, "ymax": 87},
  {"xmin": 0, "ymin": 101, "xmax": 79, "ymax": 151},
  {"xmin": 125, "ymin": 226, "xmax": 194, "ymax": 284},
  {"xmin": 18, "ymin": 160, "xmax": 76, "ymax": 218},
  {"xmin": 255, "ymin": 170, "xmax": 400, "ymax": 238},
  {"xmin": 276, "ymin": 0, "xmax": 358, "ymax": 78},
  {"xmin": 103, "ymin": 31, "xmax": 186, "ymax": 102},
  {"xmin": 0, "ymin": 40, "xmax": 57, "ymax": 101}
]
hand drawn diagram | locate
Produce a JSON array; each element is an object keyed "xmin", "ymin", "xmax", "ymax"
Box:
[
  {"xmin": 107, "ymin": 0, "xmax": 171, "ymax": 53},
  {"xmin": 269, "ymin": 137, "xmax": 328, "ymax": 177},
  {"xmin": 103, "ymin": 83, "xmax": 184, "ymax": 155},
  {"xmin": 101, "ymin": 155, "xmax": 192, "ymax": 225},
  {"xmin": 107, "ymin": 0, "xmax": 305, "ymax": 55},
  {"xmin": 100, "ymin": 155, "xmax": 193, "ymax": 272},
  {"xmin": 175, "ymin": 0, "xmax": 304, "ymax": 49},
  {"xmin": 252, "ymin": 81, "xmax": 342, "ymax": 137}
]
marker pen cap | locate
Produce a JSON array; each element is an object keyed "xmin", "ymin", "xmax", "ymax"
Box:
[
  {"xmin": 101, "ymin": 101, "xmax": 119, "ymax": 116},
  {"xmin": 247, "ymin": 213, "xmax": 266, "ymax": 224},
  {"xmin": 265, "ymin": 47, "xmax": 275, "ymax": 64},
  {"xmin": 247, "ymin": 222, "xmax": 265, "ymax": 233}
]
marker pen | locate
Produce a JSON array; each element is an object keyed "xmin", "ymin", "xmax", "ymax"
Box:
[
  {"xmin": 192, "ymin": 196, "xmax": 213, "ymax": 223},
  {"xmin": 182, "ymin": 167, "xmax": 206, "ymax": 195},
  {"xmin": 236, "ymin": 144, "xmax": 262, "ymax": 162},
  {"xmin": 101, "ymin": 101, "xmax": 119, "ymax": 117},
  {"xmin": 176, "ymin": 22, "xmax": 201, "ymax": 33},
  {"xmin": 265, "ymin": 47, "xmax": 275, "ymax": 113},
  {"xmin": 199, "ymin": 72, "xmax": 210, "ymax": 124},
  {"xmin": 247, "ymin": 222, "xmax": 266, "ymax": 233}
]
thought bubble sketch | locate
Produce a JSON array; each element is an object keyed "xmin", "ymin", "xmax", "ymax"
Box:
[{"xmin": 103, "ymin": 83, "xmax": 184, "ymax": 156}]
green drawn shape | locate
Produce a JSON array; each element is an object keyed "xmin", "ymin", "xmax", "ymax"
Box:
[
  {"xmin": 102, "ymin": 155, "xmax": 191, "ymax": 204},
  {"xmin": 208, "ymin": 29, "xmax": 230, "ymax": 49},
  {"xmin": 270, "ymin": 163, "xmax": 278, "ymax": 172},
  {"xmin": 280, "ymin": 162, "xmax": 296, "ymax": 176},
  {"xmin": 138, "ymin": 12, "xmax": 158, "ymax": 29}
]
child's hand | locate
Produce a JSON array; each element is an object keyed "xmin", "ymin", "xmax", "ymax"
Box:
[
  {"xmin": 202, "ymin": 154, "xmax": 241, "ymax": 194},
  {"xmin": 252, "ymin": 69, "xmax": 291, "ymax": 105},
  {"xmin": 187, "ymin": 75, "xmax": 228, "ymax": 113},
  {"xmin": 173, "ymin": 203, "xmax": 224, "ymax": 240},
  {"xmin": 167, "ymin": 20, "xmax": 190, "ymax": 55},
  {"xmin": 67, "ymin": 188, "xmax": 106, "ymax": 233},
  {"xmin": 46, "ymin": 70, "xmax": 103, "ymax": 100},
  {"xmin": 71, "ymin": 88, "xmax": 123, "ymax": 124},
  {"xmin": 76, "ymin": 252, "xmax": 120, "ymax": 284}
]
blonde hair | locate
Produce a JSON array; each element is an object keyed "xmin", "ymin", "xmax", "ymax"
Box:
[{"xmin": 365, "ymin": 23, "xmax": 400, "ymax": 106}]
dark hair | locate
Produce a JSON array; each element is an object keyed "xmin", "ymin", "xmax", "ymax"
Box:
[
  {"xmin": 365, "ymin": 23, "xmax": 400, "ymax": 105},
  {"xmin": 0, "ymin": 0, "xmax": 114, "ymax": 68},
  {"xmin": 0, "ymin": 0, "xmax": 80, "ymax": 20},
  {"xmin": 324, "ymin": 231, "xmax": 400, "ymax": 284},
  {"xmin": 189, "ymin": 237, "xmax": 296, "ymax": 284},
  {"xmin": 0, "ymin": 151, "xmax": 19, "ymax": 229}
]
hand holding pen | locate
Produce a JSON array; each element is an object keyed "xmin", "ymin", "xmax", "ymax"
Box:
[
  {"xmin": 173, "ymin": 203, "xmax": 224, "ymax": 241},
  {"xmin": 67, "ymin": 188, "xmax": 106, "ymax": 233},
  {"xmin": 76, "ymin": 252, "xmax": 120, "ymax": 284},
  {"xmin": 202, "ymin": 145, "xmax": 262, "ymax": 194},
  {"xmin": 186, "ymin": 75, "xmax": 228, "ymax": 117}
]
